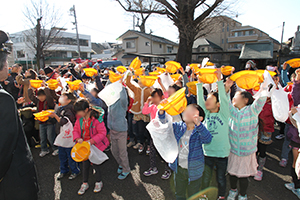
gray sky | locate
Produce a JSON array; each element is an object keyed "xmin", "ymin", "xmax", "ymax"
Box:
[{"xmin": 1, "ymin": 0, "xmax": 299, "ymax": 44}]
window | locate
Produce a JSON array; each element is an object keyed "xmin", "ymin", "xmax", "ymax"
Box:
[
  {"xmin": 222, "ymin": 39, "xmax": 224, "ymax": 44},
  {"xmin": 226, "ymin": 39, "xmax": 228, "ymax": 43},
  {"xmin": 17, "ymin": 50, "xmax": 25, "ymax": 58},
  {"xmin": 145, "ymin": 42, "xmax": 150, "ymax": 46},
  {"xmin": 222, "ymin": 28, "xmax": 224, "ymax": 32},
  {"xmin": 234, "ymin": 31, "xmax": 243, "ymax": 37},
  {"xmin": 227, "ymin": 26, "xmax": 229, "ymax": 32},
  {"xmin": 233, "ymin": 44, "xmax": 243, "ymax": 49},
  {"xmin": 159, "ymin": 44, "xmax": 162, "ymax": 48},
  {"xmin": 167, "ymin": 46, "xmax": 173, "ymax": 53},
  {"xmin": 126, "ymin": 40, "xmax": 135, "ymax": 49}
]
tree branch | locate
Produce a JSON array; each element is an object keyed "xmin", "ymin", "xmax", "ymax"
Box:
[{"xmin": 194, "ymin": 0, "xmax": 223, "ymax": 24}]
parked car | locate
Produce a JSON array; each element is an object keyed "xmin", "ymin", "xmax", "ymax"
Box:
[{"xmin": 94, "ymin": 60, "xmax": 123, "ymax": 70}]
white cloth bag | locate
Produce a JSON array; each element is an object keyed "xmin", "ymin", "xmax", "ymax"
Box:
[
  {"xmin": 89, "ymin": 145, "xmax": 109, "ymax": 165},
  {"xmin": 54, "ymin": 118, "xmax": 75, "ymax": 148},
  {"xmin": 146, "ymin": 112, "xmax": 179, "ymax": 163}
]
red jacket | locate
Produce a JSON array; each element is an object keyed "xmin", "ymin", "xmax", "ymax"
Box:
[
  {"xmin": 259, "ymin": 100, "xmax": 274, "ymax": 133},
  {"xmin": 73, "ymin": 117, "xmax": 109, "ymax": 151}
]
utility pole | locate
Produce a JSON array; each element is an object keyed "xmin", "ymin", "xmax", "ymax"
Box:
[
  {"xmin": 70, "ymin": 5, "xmax": 81, "ymax": 58},
  {"xmin": 36, "ymin": 17, "xmax": 42, "ymax": 69},
  {"xmin": 278, "ymin": 22, "xmax": 285, "ymax": 67},
  {"xmin": 133, "ymin": 15, "xmax": 135, "ymax": 30}
]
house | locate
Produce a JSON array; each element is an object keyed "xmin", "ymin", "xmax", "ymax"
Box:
[
  {"xmin": 193, "ymin": 16, "xmax": 280, "ymax": 69},
  {"xmin": 114, "ymin": 30, "xmax": 178, "ymax": 65},
  {"xmin": 10, "ymin": 28, "xmax": 92, "ymax": 68}
]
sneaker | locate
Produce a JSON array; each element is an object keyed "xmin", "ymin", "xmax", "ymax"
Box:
[
  {"xmin": 143, "ymin": 168, "xmax": 158, "ymax": 177},
  {"xmin": 57, "ymin": 172, "xmax": 67, "ymax": 180},
  {"xmin": 238, "ymin": 195, "xmax": 247, "ymax": 200},
  {"xmin": 292, "ymin": 188, "xmax": 300, "ymax": 199},
  {"xmin": 118, "ymin": 172, "xmax": 130, "ymax": 180},
  {"xmin": 254, "ymin": 170, "xmax": 263, "ymax": 181},
  {"xmin": 52, "ymin": 149, "xmax": 59, "ymax": 156},
  {"xmin": 217, "ymin": 197, "xmax": 225, "ymax": 200},
  {"xmin": 117, "ymin": 166, "xmax": 123, "ymax": 174},
  {"xmin": 161, "ymin": 170, "xmax": 172, "ymax": 180},
  {"xmin": 275, "ymin": 134, "xmax": 285, "ymax": 140},
  {"xmin": 138, "ymin": 144, "xmax": 144, "ymax": 154},
  {"xmin": 127, "ymin": 141, "xmax": 136, "ymax": 148},
  {"xmin": 78, "ymin": 183, "xmax": 89, "ymax": 195},
  {"xmin": 227, "ymin": 189, "xmax": 238, "ymax": 200},
  {"xmin": 285, "ymin": 183, "xmax": 295, "ymax": 191},
  {"xmin": 35, "ymin": 144, "xmax": 41, "ymax": 149},
  {"xmin": 279, "ymin": 158, "xmax": 288, "ymax": 168},
  {"xmin": 69, "ymin": 173, "xmax": 80, "ymax": 180},
  {"xmin": 133, "ymin": 143, "xmax": 141, "ymax": 149},
  {"xmin": 146, "ymin": 145, "xmax": 150, "ymax": 155},
  {"xmin": 39, "ymin": 150, "xmax": 50, "ymax": 157},
  {"xmin": 93, "ymin": 181, "xmax": 103, "ymax": 193}
]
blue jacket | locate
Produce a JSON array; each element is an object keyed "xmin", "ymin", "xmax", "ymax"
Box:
[{"xmin": 158, "ymin": 112, "xmax": 212, "ymax": 181}]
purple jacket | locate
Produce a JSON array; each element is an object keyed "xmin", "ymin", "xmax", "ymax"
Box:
[{"xmin": 288, "ymin": 80, "xmax": 300, "ymax": 144}]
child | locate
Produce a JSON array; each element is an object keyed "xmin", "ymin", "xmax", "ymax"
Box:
[
  {"xmin": 28, "ymin": 85, "xmax": 58, "ymax": 157},
  {"xmin": 142, "ymin": 88, "xmax": 172, "ymax": 179},
  {"xmin": 73, "ymin": 99, "xmax": 109, "ymax": 195},
  {"xmin": 49, "ymin": 92, "xmax": 80, "ymax": 180},
  {"xmin": 225, "ymin": 79, "xmax": 268, "ymax": 200},
  {"xmin": 197, "ymin": 69, "xmax": 230, "ymax": 200},
  {"xmin": 158, "ymin": 104, "xmax": 213, "ymax": 200},
  {"xmin": 126, "ymin": 72, "xmax": 151, "ymax": 154}
]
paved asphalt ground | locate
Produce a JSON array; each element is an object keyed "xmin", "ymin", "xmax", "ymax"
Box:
[{"xmin": 33, "ymin": 127, "xmax": 299, "ymax": 200}]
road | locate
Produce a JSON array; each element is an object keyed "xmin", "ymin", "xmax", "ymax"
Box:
[{"xmin": 33, "ymin": 128, "xmax": 298, "ymax": 200}]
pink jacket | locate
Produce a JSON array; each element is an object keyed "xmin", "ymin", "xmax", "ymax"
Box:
[
  {"xmin": 73, "ymin": 117, "xmax": 109, "ymax": 151},
  {"xmin": 142, "ymin": 103, "xmax": 158, "ymax": 120}
]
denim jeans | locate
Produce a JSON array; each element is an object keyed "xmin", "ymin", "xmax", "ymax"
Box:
[
  {"xmin": 174, "ymin": 166, "xmax": 202, "ymax": 200},
  {"xmin": 58, "ymin": 147, "xmax": 80, "ymax": 174},
  {"xmin": 281, "ymin": 123, "xmax": 291, "ymax": 160},
  {"xmin": 202, "ymin": 156, "xmax": 228, "ymax": 197},
  {"xmin": 39, "ymin": 123, "xmax": 57, "ymax": 152}
]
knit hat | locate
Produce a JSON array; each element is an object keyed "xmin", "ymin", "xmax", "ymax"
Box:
[{"xmin": 44, "ymin": 66, "xmax": 53, "ymax": 75}]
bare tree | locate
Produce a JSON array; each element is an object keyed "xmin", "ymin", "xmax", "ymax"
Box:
[
  {"xmin": 116, "ymin": 0, "xmax": 234, "ymax": 68},
  {"xmin": 117, "ymin": 0, "xmax": 162, "ymax": 33},
  {"xmin": 23, "ymin": 0, "xmax": 63, "ymax": 69}
]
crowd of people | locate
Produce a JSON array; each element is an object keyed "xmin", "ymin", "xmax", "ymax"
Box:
[{"xmin": 1, "ymin": 30, "xmax": 300, "ymax": 200}]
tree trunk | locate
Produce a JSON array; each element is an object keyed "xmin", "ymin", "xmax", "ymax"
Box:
[
  {"xmin": 176, "ymin": 32, "xmax": 194, "ymax": 69},
  {"xmin": 139, "ymin": 21, "xmax": 146, "ymax": 33}
]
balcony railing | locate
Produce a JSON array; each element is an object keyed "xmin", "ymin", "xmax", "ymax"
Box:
[{"xmin": 228, "ymin": 34, "xmax": 259, "ymax": 43}]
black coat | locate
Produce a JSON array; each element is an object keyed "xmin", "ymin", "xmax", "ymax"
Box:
[{"xmin": 0, "ymin": 88, "xmax": 39, "ymax": 200}]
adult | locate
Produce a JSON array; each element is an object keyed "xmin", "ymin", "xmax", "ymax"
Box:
[
  {"xmin": 44, "ymin": 66, "xmax": 59, "ymax": 80},
  {"xmin": 0, "ymin": 30, "xmax": 38, "ymax": 200},
  {"xmin": 6, "ymin": 63, "xmax": 22, "ymax": 100},
  {"xmin": 16, "ymin": 69, "xmax": 37, "ymax": 103}
]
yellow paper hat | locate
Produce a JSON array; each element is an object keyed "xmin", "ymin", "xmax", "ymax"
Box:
[
  {"xmin": 190, "ymin": 63, "xmax": 200, "ymax": 71},
  {"xmin": 46, "ymin": 79, "xmax": 58, "ymax": 90},
  {"xmin": 30, "ymin": 80, "xmax": 43, "ymax": 89},
  {"xmin": 66, "ymin": 80, "xmax": 82, "ymax": 91},
  {"xmin": 286, "ymin": 58, "xmax": 300, "ymax": 68},
  {"xmin": 109, "ymin": 71, "xmax": 122, "ymax": 83},
  {"xmin": 230, "ymin": 70, "xmax": 262, "ymax": 90},
  {"xmin": 256, "ymin": 70, "xmax": 277, "ymax": 77},
  {"xmin": 197, "ymin": 68, "xmax": 218, "ymax": 84},
  {"xmin": 71, "ymin": 141, "xmax": 91, "ymax": 162},
  {"xmin": 206, "ymin": 61, "xmax": 215, "ymax": 66},
  {"xmin": 116, "ymin": 66, "xmax": 127, "ymax": 74},
  {"xmin": 165, "ymin": 61, "xmax": 182, "ymax": 73},
  {"xmin": 83, "ymin": 68, "xmax": 98, "ymax": 77},
  {"xmin": 157, "ymin": 88, "xmax": 187, "ymax": 116},
  {"xmin": 221, "ymin": 66, "xmax": 234, "ymax": 76},
  {"xmin": 186, "ymin": 81, "xmax": 198, "ymax": 95},
  {"xmin": 33, "ymin": 110, "xmax": 55, "ymax": 122},
  {"xmin": 134, "ymin": 68, "xmax": 145, "ymax": 77},
  {"xmin": 156, "ymin": 67, "xmax": 166, "ymax": 74},
  {"xmin": 170, "ymin": 74, "xmax": 182, "ymax": 82},
  {"xmin": 129, "ymin": 57, "xmax": 142, "ymax": 70},
  {"xmin": 138, "ymin": 76, "xmax": 158, "ymax": 87},
  {"xmin": 149, "ymin": 71, "xmax": 160, "ymax": 76}
]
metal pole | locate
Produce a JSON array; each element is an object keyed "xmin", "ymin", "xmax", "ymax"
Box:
[
  {"xmin": 73, "ymin": 5, "xmax": 81, "ymax": 58},
  {"xmin": 278, "ymin": 22, "xmax": 285, "ymax": 67},
  {"xmin": 133, "ymin": 15, "xmax": 135, "ymax": 30}
]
